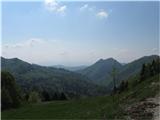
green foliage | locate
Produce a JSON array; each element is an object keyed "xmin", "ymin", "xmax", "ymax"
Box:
[
  {"xmin": 140, "ymin": 64, "xmax": 146, "ymax": 81},
  {"xmin": 140, "ymin": 58, "xmax": 160, "ymax": 82},
  {"xmin": 1, "ymin": 57, "xmax": 107, "ymax": 99},
  {"xmin": 1, "ymin": 55, "xmax": 159, "ymax": 119},
  {"xmin": 28, "ymin": 91, "xmax": 41, "ymax": 103},
  {"xmin": 1, "ymin": 71, "xmax": 21, "ymax": 110},
  {"xmin": 1, "ymin": 95, "xmax": 123, "ymax": 119},
  {"xmin": 110, "ymin": 66, "xmax": 119, "ymax": 93},
  {"xmin": 60, "ymin": 92, "xmax": 68, "ymax": 100},
  {"xmin": 41, "ymin": 90, "xmax": 50, "ymax": 101},
  {"xmin": 78, "ymin": 58, "xmax": 122, "ymax": 86},
  {"xmin": 41, "ymin": 91, "xmax": 67, "ymax": 101},
  {"xmin": 79, "ymin": 55, "xmax": 159, "ymax": 88},
  {"xmin": 1, "ymin": 88, "xmax": 13, "ymax": 109},
  {"xmin": 2, "ymin": 72, "xmax": 159, "ymax": 119},
  {"xmin": 118, "ymin": 55, "xmax": 159, "ymax": 81},
  {"xmin": 53, "ymin": 93, "xmax": 58, "ymax": 100},
  {"xmin": 117, "ymin": 80, "xmax": 128, "ymax": 93}
]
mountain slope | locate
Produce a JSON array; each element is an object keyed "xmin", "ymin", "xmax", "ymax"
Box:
[
  {"xmin": 1, "ymin": 57, "xmax": 107, "ymax": 98},
  {"xmin": 78, "ymin": 58, "xmax": 123, "ymax": 86},
  {"xmin": 78, "ymin": 55, "xmax": 159, "ymax": 87},
  {"xmin": 118, "ymin": 55, "xmax": 159, "ymax": 81}
]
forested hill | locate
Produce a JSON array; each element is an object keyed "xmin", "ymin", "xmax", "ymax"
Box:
[
  {"xmin": 1, "ymin": 55, "xmax": 159, "ymax": 99},
  {"xmin": 118, "ymin": 55, "xmax": 160, "ymax": 81},
  {"xmin": 78, "ymin": 58, "xmax": 122, "ymax": 85},
  {"xmin": 78, "ymin": 55, "xmax": 159, "ymax": 87},
  {"xmin": 1, "ymin": 57, "xmax": 107, "ymax": 99},
  {"xmin": 2, "ymin": 72, "xmax": 159, "ymax": 119}
]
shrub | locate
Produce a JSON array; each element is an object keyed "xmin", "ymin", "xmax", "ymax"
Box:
[{"xmin": 28, "ymin": 91, "xmax": 41, "ymax": 103}]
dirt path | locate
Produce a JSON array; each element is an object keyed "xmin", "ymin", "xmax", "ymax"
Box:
[
  {"xmin": 152, "ymin": 96, "xmax": 160, "ymax": 120},
  {"xmin": 126, "ymin": 96, "xmax": 159, "ymax": 120}
]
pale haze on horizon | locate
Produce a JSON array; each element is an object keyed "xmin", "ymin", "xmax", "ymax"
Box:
[{"xmin": 2, "ymin": 0, "xmax": 159, "ymax": 66}]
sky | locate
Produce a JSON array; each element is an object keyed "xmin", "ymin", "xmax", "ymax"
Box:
[{"xmin": 1, "ymin": 0, "xmax": 159, "ymax": 66}]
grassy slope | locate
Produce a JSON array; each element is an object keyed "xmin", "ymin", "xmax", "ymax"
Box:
[{"xmin": 2, "ymin": 74, "xmax": 159, "ymax": 119}]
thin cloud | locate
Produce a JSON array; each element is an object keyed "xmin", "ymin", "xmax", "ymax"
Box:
[
  {"xmin": 2, "ymin": 38, "xmax": 98, "ymax": 66},
  {"xmin": 151, "ymin": 48, "xmax": 158, "ymax": 52},
  {"xmin": 96, "ymin": 10, "xmax": 108, "ymax": 19},
  {"xmin": 44, "ymin": 0, "xmax": 67, "ymax": 15},
  {"xmin": 3, "ymin": 38, "xmax": 44, "ymax": 49},
  {"xmin": 2, "ymin": 38, "xmax": 70, "ymax": 65},
  {"xmin": 57, "ymin": 5, "xmax": 67, "ymax": 14},
  {"xmin": 59, "ymin": 51, "xmax": 68, "ymax": 56},
  {"xmin": 79, "ymin": 4, "xmax": 110, "ymax": 19},
  {"xmin": 80, "ymin": 4, "xmax": 88, "ymax": 11},
  {"xmin": 79, "ymin": 4, "xmax": 95, "ymax": 12}
]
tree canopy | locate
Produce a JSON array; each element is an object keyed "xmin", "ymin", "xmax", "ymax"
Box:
[{"xmin": 1, "ymin": 71, "xmax": 21, "ymax": 110}]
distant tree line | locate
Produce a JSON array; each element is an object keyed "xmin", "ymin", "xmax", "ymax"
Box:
[
  {"xmin": 140, "ymin": 58, "xmax": 160, "ymax": 82},
  {"xmin": 1, "ymin": 71, "xmax": 68, "ymax": 110},
  {"xmin": 41, "ymin": 91, "xmax": 67, "ymax": 101},
  {"xmin": 24, "ymin": 90, "xmax": 67, "ymax": 103}
]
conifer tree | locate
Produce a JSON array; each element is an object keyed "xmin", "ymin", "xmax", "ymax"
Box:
[
  {"xmin": 140, "ymin": 63, "xmax": 146, "ymax": 81},
  {"xmin": 111, "ymin": 66, "xmax": 118, "ymax": 93}
]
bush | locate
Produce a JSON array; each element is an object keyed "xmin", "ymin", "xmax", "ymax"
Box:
[{"xmin": 28, "ymin": 91, "xmax": 41, "ymax": 103}]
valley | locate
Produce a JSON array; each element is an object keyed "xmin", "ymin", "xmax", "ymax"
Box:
[
  {"xmin": 2, "ymin": 1, "xmax": 159, "ymax": 119},
  {"xmin": 1, "ymin": 55, "xmax": 160, "ymax": 119},
  {"xmin": 2, "ymin": 73, "xmax": 159, "ymax": 119}
]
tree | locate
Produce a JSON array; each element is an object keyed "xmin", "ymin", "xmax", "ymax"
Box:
[
  {"xmin": 111, "ymin": 66, "xmax": 118, "ymax": 93},
  {"xmin": 60, "ymin": 92, "xmax": 67, "ymax": 100},
  {"xmin": 119, "ymin": 80, "xmax": 125, "ymax": 92},
  {"xmin": 150, "ymin": 60, "xmax": 155, "ymax": 76},
  {"xmin": 118, "ymin": 80, "xmax": 128, "ymax": 93},
  {"xmin": 53, "ymin": 92, "xmax": 58, "ymax": 100},
  {"xmin": 155, "ymin": 58, "xmax": 160, "ymax": 74},
  {"xmin": 140, "ymin": 58, "xmax": 160, "ymax": 82},
  {"xmin": 140, "ymin": 63, "xmax": 146, "ymax": 81},
  {"xmin": 42, "ymin": 90, "xmax": 50, "ymax": 101},
  {"xmin": 24, "ymin": 93, "xmax": 29, "ymax": 101},
  {"xmin": 28, "ymin": 91, "xmax": 41, "ymax": 103},
  {"xmin": 125, "ymin": 80, "xmax": 128, "ymax": 90},
  {"xmin": 1, "ymin": 71, "xmax": 21, "ymax": 110},
  {"xmin": 1, "ymin": 88, "xmax": 13, "ymax": 110}
]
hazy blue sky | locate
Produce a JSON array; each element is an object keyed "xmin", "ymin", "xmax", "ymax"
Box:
[{"xmin": 2, "ymin": 0, "xmax": 159, "ymax": 66}]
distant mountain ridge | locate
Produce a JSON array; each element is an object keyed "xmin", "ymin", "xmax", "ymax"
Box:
[
  {"xmin": 53, "ymin": 65, "xmax": 87, "ymax": 71},
  {"xmin": 1, "ymin": 55, "xmax": 159, "ymax": 95},
  {"xmin": 1, "ymin": 57, "xmax": 107, "ymax": 98},
  {"xmin": 78, "ymin": 55, "xmax": 159, "ymax": 87},
  {"xmin": 78, "ymin": 58, "xmax": 123, "ymax": 85}
]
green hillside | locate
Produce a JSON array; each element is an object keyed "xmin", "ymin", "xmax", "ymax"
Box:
[
  {"xmin": 79, "ymin": 55, "xmax": 159, "ymax": 87},
  {"xmin": 2, "ymin": 74, "xmax": 159, "ymax": 119},
  {"xmin": 78, "ymin": 58, "xmax": 122, "ymax": 86},
  {"xmin": 118, "ymin": 55, "xmax": 159, "ymax": 81},
  {"xmin": 1, "ymin": 57, "xmax": 107, "ymax": 98}
]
